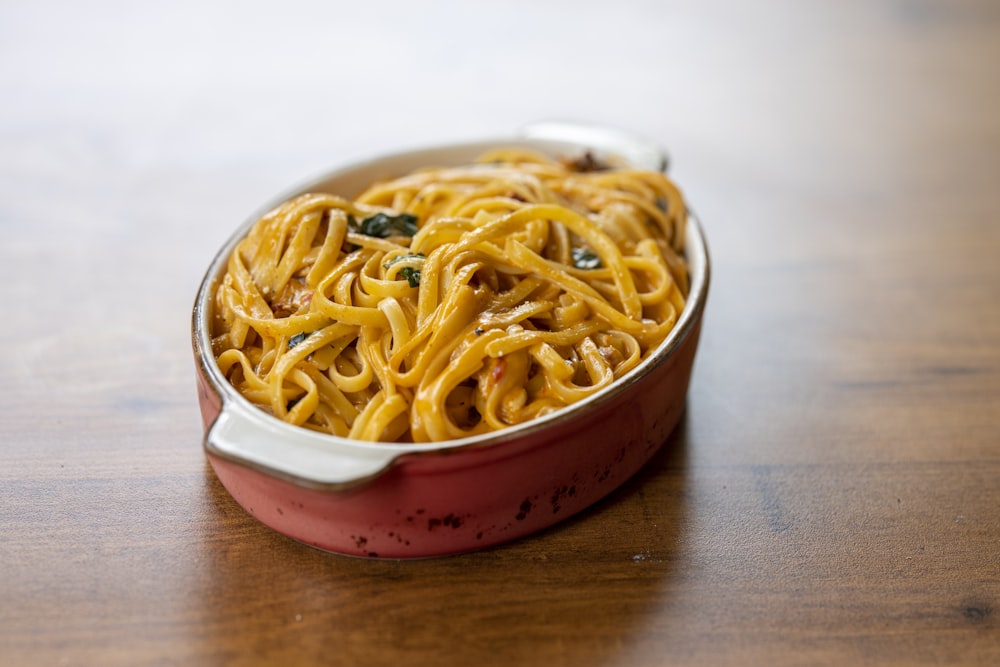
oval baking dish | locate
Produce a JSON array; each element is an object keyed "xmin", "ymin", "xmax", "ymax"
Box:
[{"xmin": 191, "ymin": 121, "xmax": 710, "ymax": 558}]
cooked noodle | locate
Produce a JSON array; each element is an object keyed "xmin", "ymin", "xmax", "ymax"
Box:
[{"xmin": 211, "ymin": 148, "xmax": 689, "ymax": 442}]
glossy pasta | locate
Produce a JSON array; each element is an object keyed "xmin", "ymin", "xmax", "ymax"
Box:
[{"xmin": 211, "ymin": 149, "xmax": 689, "ymax": 442}]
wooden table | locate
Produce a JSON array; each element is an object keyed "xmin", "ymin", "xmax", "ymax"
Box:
[{"xmin": 2, "ymin": 1, "xmax": 998, "ymax": 665}]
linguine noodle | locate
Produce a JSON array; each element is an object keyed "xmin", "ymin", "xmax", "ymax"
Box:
[{"xmin": 211, "ymin": 149, "xmax": 689, "ymax": 442}]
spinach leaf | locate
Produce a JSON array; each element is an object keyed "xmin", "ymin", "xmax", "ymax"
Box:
[
  {"xmin": 399, "ymin": 266, "xmax": 421, "ymax": 288},
  {"xmin": 355, "ymin": 212, "xmax": 419, "ymax": 238},
  {"xmin": 383, "ymin": 253, "xmax": 424, "ymax": 287},
  {"xmin": 571, "ymin": 246, "xmax": 602, "ymax": 270},
  {"xmin": 382, "ymin": 253, "xmax": 426, "ymax": 269},
  {"xmin": 288, "ymin": 332, "xmax": 310, "ymax": 349}
]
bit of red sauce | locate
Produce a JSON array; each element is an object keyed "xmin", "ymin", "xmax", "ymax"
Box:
[{"xmin": 491, "ymin": 358, "xmax": 507, "ymax": 383}]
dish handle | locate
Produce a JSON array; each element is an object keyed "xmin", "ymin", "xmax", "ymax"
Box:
[
  {"xmin": 518, "ymin": 120, "xmax": 669, "ymax": 172},
  {"xmin": 204, "ymin": 398, "xmax": 401, "ymax": 490}
]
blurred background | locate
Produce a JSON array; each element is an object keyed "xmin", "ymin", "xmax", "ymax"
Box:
[
  {"xmin": 6, "ymin": 0, "xmax": 998, "ymax": 437},
  {"xmin": 8, "ymin": 0, "xmax": 995, "ymax": 253}
]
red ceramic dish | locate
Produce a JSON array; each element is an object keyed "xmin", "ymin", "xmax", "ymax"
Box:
[{"xmin": 191, "ymin": 122, "xmax": 710, "ymax": 558}]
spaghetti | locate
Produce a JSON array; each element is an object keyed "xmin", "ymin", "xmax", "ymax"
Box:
[{"xmin": 211, "ymin": 148, "xmax": 689, "ymax": 442}]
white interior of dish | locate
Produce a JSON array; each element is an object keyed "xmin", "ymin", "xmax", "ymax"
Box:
[{"xmin": 194, "ymin": 123, "xmax": 709, "ymax": 488}]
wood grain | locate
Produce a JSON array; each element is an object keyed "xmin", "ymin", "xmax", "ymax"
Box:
[{"xmin": 2, "ymin": 1, "xmax": 999, "ymax": 665}]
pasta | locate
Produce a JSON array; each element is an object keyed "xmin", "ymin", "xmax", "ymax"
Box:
[{"xmin": 211, "ymin": 148, "xmax": 689, "ymax": 442}]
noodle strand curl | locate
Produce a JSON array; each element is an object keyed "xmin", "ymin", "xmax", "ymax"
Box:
[{"xmin": 211, "ymin": 149, "xmax": 689, "ymax": 442}]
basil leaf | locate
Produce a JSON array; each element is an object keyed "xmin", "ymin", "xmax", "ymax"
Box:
[
  {"xmin": 399, "ymin": 266, "xmax": 421, "ymax": 287},
  {"xmin": 357, "ymin": 212, "xmax": 419, "ymax": 238},
  {"xmin": 572, "ymin": 246, "xmax": 602, "ymax": 270},
  {"xmin": 288, "ymin": 332, "xmax": 310, "ymax": 349},
  {"xmin": 382, "ymin": 253, "xmax": 426, "ymax": 270}
]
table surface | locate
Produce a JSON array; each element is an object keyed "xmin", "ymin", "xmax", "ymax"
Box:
[{"xmin": 2, "ymin": 1, "xmax": 998, "ymax": 665}]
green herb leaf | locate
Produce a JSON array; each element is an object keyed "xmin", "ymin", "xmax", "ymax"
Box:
[
  {"xmin": 382, "ymin": 253, "xmax": 426, "ymax": 270},
  {"xmin": 399, "ymin": 266, "xmax": 421, "ymax": 287},
  {"xmin": 288, "ymin": 332, "xmax": 310, "ymax": 349},
  {"xmin": 357, "ymin": 212, "xmax": 419, "ymax": 238},
  {"xmin": 572, "ymin": 246, "xmax": 602, "ymax": 270}
]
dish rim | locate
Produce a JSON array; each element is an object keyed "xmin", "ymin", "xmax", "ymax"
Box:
[{"xmin": 192, "ymin": 129, "xmax": 710, "ymax": 489}]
